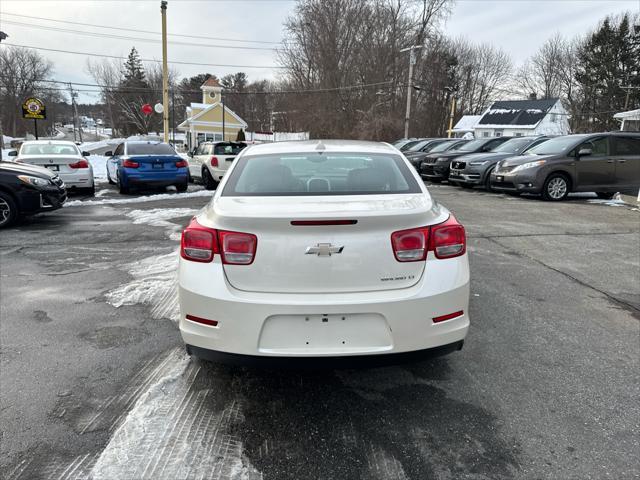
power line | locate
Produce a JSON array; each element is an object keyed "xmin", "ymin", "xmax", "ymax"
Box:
[
  {"xmin": 2, "ymin": 20, "xmax": 278, "ymax": 51},
  {"xmin": 0, "ymin": 76, "xmax": 396, "ymax": 96},
  {"xmin": 3, "ymin": 43, "xmax": 284, "ymax": 69},
  {"xmin": 1, "ymin": 11, "xmax": 283, "ymax": 45}
]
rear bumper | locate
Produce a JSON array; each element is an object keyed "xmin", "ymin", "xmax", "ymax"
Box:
[
  {"xmin": 59, "ymin": 170, "xmax": 94, "ymax": 188},
  {"xmin": 121, "ymin": 169, "xmax": 188, "ymax": 187},
  {"xmin": 186, "ymin": 340, "xmax": 464, "ymax": 368},
  {"xmin": 178, "ymin": 254, "xmax": 470, "ymax": 359}
]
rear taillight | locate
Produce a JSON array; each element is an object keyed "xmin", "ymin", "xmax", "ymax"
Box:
[
  {"xmin": 181, "ymin": 219, "xmax": 218, "ymax": 262},
  {"xmin": 391, "ymin": 215, "xmax": 466, "ymax": 262},
  {"xmin": 210, "ymin": 156, "xmax": 219, "ymax": 167},
  {"xmin": 180, "ymin": 219, "xmax": 256, "ymax": 265},
  {"xmin": 122, "ymin": 159, "xmax": 139, "ymax": 168},
  {"xmin": 69, "ymin": 159, "xmax": 89, "ymax": 168},
  {"xmin": 429, "ymin": 215, "xmax": 466, "ymax": 259},
  {"xmin": 219, "ymin": 230, "xmax": 257, "ymax": 265},
  {"xmin": 391, "ymin": 227, "xmax": 429, "ymax": 262},
  {"xmin": 175, "ymin": 160, "xmax": 188, "ymax": 168}
]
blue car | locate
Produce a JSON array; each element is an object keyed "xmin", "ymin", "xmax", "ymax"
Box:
[{"xmin": 105, "ymin": 141, "xmax": 189, "ymax": 194}]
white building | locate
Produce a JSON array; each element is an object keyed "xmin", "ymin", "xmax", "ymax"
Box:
[
  {"xmin": 474, "ymin": 98, "xmax": 570, "ymax": 137},
  {"xmin": 449, "ymin": 115, "xmax": 481, "ymax": 138}
]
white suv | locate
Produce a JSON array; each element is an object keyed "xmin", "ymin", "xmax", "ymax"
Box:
[
  {"xmin": 188, "ymin": 141, "xmax": 247, "ymax": 190},
  {"xmin": 178, "ymin": 140, "xmax": 470, "ymax": 366}
]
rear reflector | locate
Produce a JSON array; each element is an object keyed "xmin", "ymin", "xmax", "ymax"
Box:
[
  {"xmin": 291, "ymin": 220, "xmax": 357, "ymax": 226},
  {"xmin": 69, "ymin": 159, "xmax": 89, "ymax": 169},
  {"xmin": 391, "ymin": 227, "xmax": 429, "ymax": 262},
  {"xmin": 432, "ymin": 310, "xmax": 464, "ymax": 323},
  {"xmin": 219, "ymin": 230, "xmax": 257, "ymax": 265},
  {"xmin": 185, "ymin": 314, "xmax": 218, "ymax": 327},
  {"xmin": 210, "ymin": 156, "xmax": 219, "ymax": 167}
]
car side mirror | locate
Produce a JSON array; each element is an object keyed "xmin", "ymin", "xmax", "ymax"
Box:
[
  {"xmin": 8, "ymin": 150, "xmax": 17, "ymax": 157},
  {"xmin": 81, "ymin": 151, "xmax": 90, "ymax": 157},
  {"xmin": 577, "ymin": 148, "xmax": 592, "ymax": 157},
  {"xmin": 104, "ymin": 151, "xmax": 113, "ymax": 157}
]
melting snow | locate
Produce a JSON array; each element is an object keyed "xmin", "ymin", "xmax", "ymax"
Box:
[
  {"xmin": 127, "ymin": 208, "xmax": 198, "ymax": 240},
  {"xmin": 64, "ymin": 189, "xmax": 214, "ymax": 207},
  {"xmin": 88, "ymin": 155, "xmax": 109, "ymax": 182},
  {"xmin": 586, "ymin": 194, "xmax": 629, "ymax": 207}
]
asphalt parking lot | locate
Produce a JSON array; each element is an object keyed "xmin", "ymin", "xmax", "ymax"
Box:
[{"xmin": 1, "ymin": 183, "xmax": 638, "ymax": 480}]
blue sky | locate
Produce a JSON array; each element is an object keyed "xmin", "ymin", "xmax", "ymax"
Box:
[{"xmin": 0, "ymin": 0, "xmax": 637, "ymax": 103}]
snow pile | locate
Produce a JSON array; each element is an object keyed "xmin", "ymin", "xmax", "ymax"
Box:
[
  {"xmin": 88, "ymin": 155, "xmax": 109, "ymax": 182},
  {"xmin": 64, "ymin": 188, "xmax": 214, "ymax": 207}
]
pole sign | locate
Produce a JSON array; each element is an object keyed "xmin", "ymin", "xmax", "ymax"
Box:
[{"xmin": 22, "ymin": 97, "xmax": 46, "ymax": 120}]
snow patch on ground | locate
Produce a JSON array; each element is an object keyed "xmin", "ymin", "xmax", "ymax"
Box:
[
  {"xmin": 90, "ymin": 349, "xmax": 262, "ymax": 480},
  {"xmin": 586, "ymin": 194, "xmax": 628, "ymax": 207},
  {"xmin": 95, "ymin": 188, "xmax": 110, "ymax": 198},
  {"xmin": 106, "ymin": 251, "xmax": 180, "ymax": 322},
  {"xmin": 127, "ymin": 207, "xmax": 198, "ymax": 240},
  {"xmin": 64, "ymin": 188, "xmax": 214, "ymax": 207}
]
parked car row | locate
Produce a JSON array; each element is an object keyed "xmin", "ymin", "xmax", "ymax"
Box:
[{"xmin": 395, "ymin": 133, "xmax": 640, "ymax": 201}]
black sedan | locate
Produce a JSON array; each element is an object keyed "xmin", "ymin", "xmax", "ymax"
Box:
[
  {"xmin": 419, "ymin": 137, "xmax": 511, "ymax": 182},
  {"xmin": 0, "ymin": 161, "xmax": 67, "ymax": 228}
]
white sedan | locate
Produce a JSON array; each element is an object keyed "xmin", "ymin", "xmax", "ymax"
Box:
[
  {"xmin": 12, "ymin": 140, "xmax": 95, "ymax": 195},
  {"xmin": 178, "ymin": 140, "xmax": 469, "ymax": 366}
]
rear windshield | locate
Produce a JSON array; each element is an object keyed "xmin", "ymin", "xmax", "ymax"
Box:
[
  {"xmin": 127, "ymin": 142, "xmax": 176, "ymax": 155},
  {"xmin": 222, "ymin": 153, "xmax": 421, "ymax": 196},
  {"xmin": 21, "ymin": 144, "xmax": 80, "ymax": 155},
  {"xmin": 213, "ymin": 143, "xmax": 246, "ymax": 155}
]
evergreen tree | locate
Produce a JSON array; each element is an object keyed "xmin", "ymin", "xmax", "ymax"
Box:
[
  {"xmin": 575, "ymin": 13, "xmax": 640, "ymax": 131},
  {"xmin": 122, "ymin": 47, "xmax": 147, "ymax": 87}
]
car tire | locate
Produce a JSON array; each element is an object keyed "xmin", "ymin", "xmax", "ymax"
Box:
[
  {"xmin": 176, "ymin": 181, "xmax": 188, "ymax": 193},
  {"xmin": 542, "ymin": 173, "xmax": 570, "ymax": 201},
  {"xmin": 484, "ymin": 168, "xmax": 495, "ymax": 192},
  {"xmin": 117, "ymin": 172, "xmax": 130, "ymax": 194},
  {"xmin": 202, "ymin": 168, "xmax": 218, "ymax": 191},
  {"xmin": 596, "ymin": 192, "xmax": 615, "ymax": 200},
  {"xmin": 83, "ymin": 185, "xmax": 96, "ymax": 196},
  {"xmin": 0, "ymin": 191, "xmax": 18, "ymax": 229}
]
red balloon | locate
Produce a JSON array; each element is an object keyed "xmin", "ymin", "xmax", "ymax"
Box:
[{"xmin": 141, "ymin": 103, "xmax": 153, "ymax": 115}]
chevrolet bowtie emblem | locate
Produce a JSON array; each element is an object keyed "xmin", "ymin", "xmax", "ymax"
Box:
[{"xmin": 305, "ymin": 243, "xmax": 344, "ymax": 256}]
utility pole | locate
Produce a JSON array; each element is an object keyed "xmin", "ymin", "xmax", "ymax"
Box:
[
  {"xmin": 444, "ymin": 86, "xmax": 457, "ymax": 138},
  {"xmin": 222, "ymin": 90, "xmax": 226, "ymax": 141},
  {"xmin": 160, "ymin": 1, "xmax": 169, "ymax": 144},
  {"xmin": 400, "ymin": 45, "xmax": 422, "ymax": 139},
  {"xmin": 68, "ymin": 83, "xmax": 82, "ymax": 143}
]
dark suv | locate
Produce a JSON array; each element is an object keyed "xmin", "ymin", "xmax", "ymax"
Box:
[
  {"xmin": 490, "ymin": 133, "xmax": 640, "ymax": 201},
  {"xmin": 420, "ymin": 137, "xmax": 511, "ymax": 182},
  {"xmin": 448, "ymin": 136, "xmax": 550, "ymax": 191}
]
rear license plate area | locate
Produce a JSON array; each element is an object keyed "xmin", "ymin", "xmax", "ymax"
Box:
[
  {"xmin": 153, "ymin": 163, "xmax": 163, "ymax": 169},
  {"xmin": 46, "ymin": 165, "xmax": 59, "ymax": 171},
  {"xmin": 258, "ymin": 313, "xmax": 392, "ymax": 354}
]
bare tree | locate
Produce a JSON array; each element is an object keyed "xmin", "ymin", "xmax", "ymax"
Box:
[
  {"xmin": 514, "ymin": 33, "xmax": 569, "ymax": 99},
  {"xmin": 86, "ymin": 58, "xmax": 121, "ymax": 136},
  {"xmin": 0, "ymin": 46, "xmax": 54, "ymax": 137}
]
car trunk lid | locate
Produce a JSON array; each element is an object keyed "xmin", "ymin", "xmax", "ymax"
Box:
[{"xmin": 200, "ymin": 194, "xmax": 447, "ymax": 294}]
